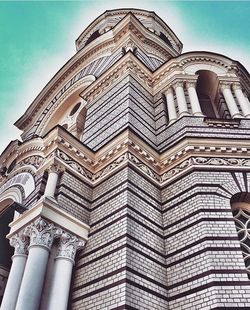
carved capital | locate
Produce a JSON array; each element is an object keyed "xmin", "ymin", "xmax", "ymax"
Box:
[
  {"xmin": 165, "ymin": 87, "xmax": 174, "ymax": 95},
  {"xmin": 220, "ymin": 82, "xmax": 232, "ymax": 91},
  {"xmin": 172, "ymin": 80, "xmax": 184, "ymax": 90},
  {"xmin": 47, "ymin": 163, "xmax": 64, "ymax": 174},
  {"xmin": 24, "ymin": 218, "xmax": 62, "ymax": 250},
  {"xmin": 185, "ymin": 80, "xmax": 197, "ymax": 89},
  {"xmin": 56, "ymin": 232, "xmax": 85, "ymax": 262},
  {"xmin": 232, "ymin": 82, "xmax": 242, "ymax": 91},
  {"xmin": 10, "ymin": 231, "xmax": 29, "ymax": 255}
]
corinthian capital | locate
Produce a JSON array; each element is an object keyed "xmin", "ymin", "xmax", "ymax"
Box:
[
  {"xmin": 48, "ymin": 163, "xmax": 64, "ymax": 174},
  {"xmin": 165, "ymin": 87, "xmax": 174, "ymax": 95},
  {"xmin": 10, "ymin": 231, "xmax": 29, "ymax": 255},
  {"xmin": 24, "ymin": 218, "xmax": 62, "ymax": 250},
  {"xmin": 220, "ymin": 82, "xmax": 231, "ymax": 91},
  {"xmin": 56, "ymin": 232, "xmax": 85, "ymax": 262},
  {"xmin": 232, "ymin": 82, "xmax": 242, "ymax": 91},
  {"xmin": 172, "ymin": 80, "xmax": 184, "ymax": 90},
  {"xmin": 185, "ymin": 80, "xmax": 197, "ymax": 89}
]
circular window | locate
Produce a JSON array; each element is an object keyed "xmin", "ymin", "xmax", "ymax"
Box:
[
  {"xmin": 7, "ymin": 159, "xmax": 16, "ymax": 174},
  {"xmin": 69, "ymin": 102, "xmax": 81, "ymax": 116}
]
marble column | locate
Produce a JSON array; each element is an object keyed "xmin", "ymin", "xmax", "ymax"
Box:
[
  {"xmin": 44, "ymin": 164, "xmax": 62, "ymax": 198},
  {"xmin": 221, "ymin": 83, "xmax": 241, "ymax": 118},
  {"xmin": 46, "ymin": 232, "xmax": 85, "ymax": 310},
  {"xmin": 1, "ymin": 231, "xmax": 29, "ymax": 310},
  {"xmin": 232, "ymin": 83, "xmax": 250, "ymax": 118},
  {"xmin": 165, "ymin": 87, "xmax": 177, "ymax": 124},
  {"xmin": 186, "ymin": 81, "xmax": 203, "ymax": 116},
  {"xmin": 174, "ymin": 81, "xmax": 189, "ymax": 117},
  {"xmin": 15, "ymin": 218, "xmax": 62, "ymax": 310}
]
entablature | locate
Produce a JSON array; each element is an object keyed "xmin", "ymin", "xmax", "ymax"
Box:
[{"xmin": 2, "ymin": 125, "xmax": 250, "ymax": 189}]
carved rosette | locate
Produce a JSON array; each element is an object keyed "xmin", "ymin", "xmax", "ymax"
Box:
[
  {"xmin": 24, "ymin": 218, "xmax": 62, "ymax": 250},
  {"xmin": 56, "ymin": 232, "xmax": 85, "ymax": 263},
  {"xmin": 10, "ymin": 231, "xmax": 29, "ymax": 256}
]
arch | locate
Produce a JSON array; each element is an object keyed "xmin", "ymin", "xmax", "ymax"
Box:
[
  {"xmin": 196, "ymin": 70, "xmax": 230, "ymax": 119},
  {"xmin": 0, "ymin": 186, "xmax": 24, "ymax": 295},
  {"xmin": 231, "ymin": 192, "xmax": 250, "ymax": 279},
  {"xmin": 180, "ymin": 52, "xmax": 235, "ymax": 76},
  {"xmin": 39, "ymin": 75, "xmax": 95, "ymax": 137},
  {"xmin": 0, "ymin": 172, "xmax": 35, "ymax": 200}
]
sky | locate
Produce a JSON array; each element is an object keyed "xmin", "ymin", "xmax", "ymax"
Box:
[{"xmin": 0, "ymin": 0, "xmax": 250, "ymax": 154}]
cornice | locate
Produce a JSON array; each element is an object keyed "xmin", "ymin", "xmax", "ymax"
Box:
[
  {"xmin": 3, "ymin": 126, "xmax": 250, "ymax": 189},
  {"xmin": 76, "ymin": 9, "xmax": 182, "ymax": 53}
]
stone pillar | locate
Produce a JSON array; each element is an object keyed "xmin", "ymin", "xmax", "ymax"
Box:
[
  {"xmin": 44, "ymin": 164, "xmax": 62, "ymax": 198},
  {"xmin": 174, "ymin": 81, "xmax": 189, "ymax": 117},
  {"xmin": 221, "ymin": 83, "xmax": 241, "ymax": 118},
  {"xmin": 15, "ymin": 218, "xmax": 61, "ymax": 310},
  {"xmin": 232, "ymin": 83, "xmax": 250, "ymax": 118},
  {"xmin": 1, "ymin": 231, "xmax": 29, "ymax": 310},
  {"xmin": 46, "ymin": 232, "xmax": 85, "ymax": 310},
  {"xmin": 186, "ymin": 81, "xmax": 203, "ymax": 116},
  {"xmin": 164, "ymin": 88, "xmax": 177, "ymax": 124}
]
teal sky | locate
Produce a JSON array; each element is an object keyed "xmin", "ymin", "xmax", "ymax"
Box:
[{"xmin": 0, "ymin": 0, "xmax": 250, "ymax": 153}]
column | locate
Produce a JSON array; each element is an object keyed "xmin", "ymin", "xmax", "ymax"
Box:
[
  {"xmin": 164, "ymin": 87, "xmax": 177, "ymax": 124},
  {"xmin": 15, "ymin": 218, "xmax": 62, "ymax": 310},
  {"xmin": 46, "ymin": 232, "xmax": 85, "ymax": 310},
  {"xmin": 186, "ymin": 81, "xmax": 203, "ymax": 116},
  {"xmin": 44, "ymin": 164, "xmax": 62, "ymax": 198},
  {"xmin": 174, "ymin": 81, "xmax": 189, "ymax": 117},
  {"xmin": 221, "ymin": 82, "xmax": 241, "ymax": 118},
  {"xmin": 1, "ymin": 231, "xmax": 29, "ymax": 310},
  {"xmin": 232, "ymin": 83, "xmax": 250, "ymax": 118}
]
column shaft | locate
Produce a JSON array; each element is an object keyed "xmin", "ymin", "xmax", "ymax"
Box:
[
  {"xmin": 15, "ymin": 246, "xmax": 50, "ymax": 310},
  {"xmin": 47, "ymin": 258, "xmax": 74, "ymax": 310},
  {"xmin": 187, "ymin": 85, "xmax": 203, "ymax": 116},
  {"xmin": 165, "ymin": 89, "xmax": 177, "ymax": 124},
  {"xmin": 175, "ymin": 84, "xmax": 189, "ymax": 116},
  {"xmin": 222, "ymin": 87, "xmax": 241, "ymax": 118},
  {"xmin": 234, "ymin": 87, "xmax": 250, "ymax": 117},
  {"xmin": 44, "ymin": 171, "xmax": 58, "ymax": 197},
  {"xmin": 0, "ymin": 255, "xmax": 27, "ymax": 310}
]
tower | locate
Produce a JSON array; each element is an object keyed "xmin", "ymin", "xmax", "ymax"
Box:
[{"xmin": 1, "ymin": 8, "xmax": 250, "ymax": 309}]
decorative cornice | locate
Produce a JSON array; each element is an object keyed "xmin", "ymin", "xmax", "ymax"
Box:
[{"xmin": 161, "ymin": 157, "xmax": 250, "ymax": 183}]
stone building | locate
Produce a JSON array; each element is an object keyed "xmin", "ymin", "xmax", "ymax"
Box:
[{"xmin": 1, "ymin": 8, "xmax": 250, "ymax": 310}]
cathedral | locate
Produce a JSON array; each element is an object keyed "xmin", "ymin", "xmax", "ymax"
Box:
[{"xmin": 1, "ymin": 8, "xmax": 250, "ymax": 310}]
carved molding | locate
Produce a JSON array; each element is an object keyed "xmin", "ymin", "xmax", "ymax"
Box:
[
  {"xmin": 161, "ymin": 157, "xmax": 250, "ymax": 182},
  {"xmin": 56, "ymin": 149, "xmax": 93, "ymax": 180}
]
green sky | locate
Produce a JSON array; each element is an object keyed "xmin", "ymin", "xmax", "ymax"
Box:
[{"xmin": 0, "ymin": 0, "xmax": 250, "ymax": 153}]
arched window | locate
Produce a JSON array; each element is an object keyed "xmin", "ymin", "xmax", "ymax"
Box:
[
  {"xmin": 196, "ymin": 70, "xmax": 230, "ymax": 119},
  {"xmin": 84, "ymin": 30, "xmax": 101, "ymax": 47},
  {"xmin": 231, "ymin": 192, "xmax": 250, "ymax": 279}
]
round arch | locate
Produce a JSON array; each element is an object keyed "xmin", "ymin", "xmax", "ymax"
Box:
[{"xmin": 38, "ymin": 75, "xmax": 95, "ymax": 137}]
